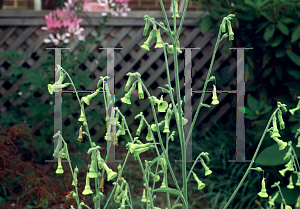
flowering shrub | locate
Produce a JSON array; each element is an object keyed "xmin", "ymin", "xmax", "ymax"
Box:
[{"xmin": 42, "ymin": 0, "xmax": 131, "ymax": 45}]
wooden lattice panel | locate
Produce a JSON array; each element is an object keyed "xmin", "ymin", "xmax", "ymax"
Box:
[{"xmin": 0, "ymin": 11, "xmax": 237, "ymax": 144}]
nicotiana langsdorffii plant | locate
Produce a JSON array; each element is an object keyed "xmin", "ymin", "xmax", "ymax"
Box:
[{"xmin": 47, "ymin": 0, "xmax": 300, "ymax": 208}]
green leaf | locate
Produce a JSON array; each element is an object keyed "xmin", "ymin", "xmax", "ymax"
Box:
[
  {"xmin": 245, "ymin": 114, "xmax": 259, "ymax": 120},
  {"xmin": 255, "ymin": 143, "xmax": 289, "ymax": 166},
  {"xmin": 280, "ymin": 18, "xmax": 295, "ymax": 24},
  {"xmin": 262, "ymin": 52, "xmax": 271, "ymax": 68},
  {"xmin": 291, "ymin": 25, "xmax": 300, "ymax": 43},
  {"xmin": 152, "ymin": 187, "xmax": 187, "ymax": 209},
  {"xmin": 263, "ymin": 24, "xmax": 275, "ymax": 41},
  {"xmin": 244, "ymin": 0, "xmax": 256, "ymax": 8},
  {"xmin": 288, "ymin": 70, "xmax": 300, "ymax": 79},
  {"xmin": 263, "ymin": 67, "xmax": 271, "ymax": 78},
  {"xmin": 270, "ymin": 34, "xmax": 284, "ymax": 47},
  {"xmin": 277, "ymin": 21, "xmax": 289, "ymax": 35},
  {"xmin": 200, "ymin": 15, "xmax": 213, "ymax": 33},
  {"xmin": 237, "ymin": 13, "xmax": 255, "ymax": 21},
  {"xmin": 286, "ymin": 50, "xmax": 300, "ymax": 67},
  {"xmin": 255, "ymin": 21, "xmax": 270, "ymax": 34},
  {"xmin": 260, "ymin": 105, "xmax": 272, "ymax": 115},
  {"xmin": 274, "ymin": 187, "xmax": 299, "ymax": 205},
  {"xmin": 247, "ymin": 94, "xmax": 259, "ymax": 112}
]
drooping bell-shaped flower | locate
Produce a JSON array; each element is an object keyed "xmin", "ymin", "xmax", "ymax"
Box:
[
  {"xmin": 72, "ymin": 166, "xmax": 79, "ymax": 186},
  {"xmin": 77, "ymin": 125, "xmax": 83, "ymax": 142},
  {"xmin": 271, "ymin": 116, "xmax": 281, "ymax": 138},
  {"xmin": 257, "ymin": 177, "xmax": 268, "ymax": 198},
  {"xmin": 287, "ymin": 174, "xmax": 294, "ymax": 189},
  {"xmin": 99, "ymin": 175, "xmax": 104, "ymax": 193},
  {"xmin": 268, "ymin": 191, "xmax": 279, "ymax": 206},
  {"xmin": 160, "ymin": 175, "xmax": 166, "ymax": 188},
  {"xmin": 296, "ymin": 135, "xmax": 300, "ymax": 147},
  {"xmin": 124, "ymin": 72, "xmax": 134, "ymax": 92},
  {"xmin": 141, "ymin": 188, "xmax": 147, "ymax": 202},
  {"xmin": 163, "ymin": 113, "xmax": 170, "ymax": 133},
  {"xmin": 156, "ymin": 95, "xmax": 168, "ymax": 112},
  {"xmin": 191, "ymin": 171, "xmax": 205, "ymax": 190},
  {"xmin": 200, "ymin": 158, "xmax": 212, "ymax": 176},
  {"xmin": 143, "ymin": 16, "xmax": 150, "ymax": 36},
  {"xmin": 151, "ymin": 121, "xmax": 164, "ymax": 132},
  {"xmin": 133, "ymin": 145, "xmax": 155, "ymax": 161},
  {"xmin": 136, "ymin": 117, "xmax": 144, "ymax": 136},
  {"xmin": 154, "ymin": 29, "xmax": 164, "ymax": 48},
  {"xmin": 126, "ymin": 142, "xmax": 154, "ymax": 154},
  {"xmin": 176, "ymin": 39, "xmax": 182, "ymax": 54},
  {"xmin": 289, "ymin": 107, "xmax": 300, "ymax": 115},
  {"xmin": 88, "ymin": 154, "xmax": 98, "ymax": 178},
  {"xmin": 166, "ymin": 43, "xmax": 174, "ymax": 54},
  {"xmin": 211, "ymin": 85, "xmax": 219, "ymax": 105},
  {"xmin": 82, "ymin": 89, "xmax": 100, "ymax": 105},
  {"xmin": 55, "ymin": 157, "xmax": 64, "ymax": 174},
  {"xmin": 272, "ymin": 137, "xmax": 287, "ymax": 150},
  {"xmin": 146, "ymin": 126, "xmax": 154, "ymax": 141},
  {"xmin": 141, "ymin": 30, "xmax": 153, "ymax": 51},
  {"xmin": 150, "ymin": 172, "xmax": 160, "ymax": 182},
  {"xmin": 172, "ymin": 1, "xmax": 180, "ymax": 18},
  {"xmin": 278, "ymin": 110, "xmax": 285, "ymax": 130},
  {"xmin": 279, "ymin": 167, "xmax": 290, "ymax": 177},
  {"xmin": 48, "ymin": 83, "xmax": 71, "ymax": 95},
  {"xmin": 226, "ymin": 18, "xmax": 234, "ymax": 41},
  {"xmin": 100, "ymin": 161, "xmax": 118, "ymax": 181},
  {"xmin": 82, "ymin": 173, "xmax": 93, "ymax": 195},
  {"xmin": 121, "ymin": 82, "xmax": 137, "ymax": 104},
  {"xmin": 78, "ymin": 108, "xmax": 85, "ymax": 122}
]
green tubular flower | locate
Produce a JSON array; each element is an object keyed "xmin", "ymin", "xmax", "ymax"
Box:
[
  {"xmin": 150, "ymin": 172, "xmax": 160, "ymax": 182},
  {"xmin": 297, "ymin": 136, "xmax": 300, "ymax": 147},
  {"xmin": 137, "ymin": 77, "xmax": 144, "ymax": 99},
  {"xmin": 279, "ymin": 167, "xmax": 290, "ymax": 177},
  {"xmin": 126, "ymin": 142, "xmax": 153, "ymax": 153},
  {"xmin": 141, "ymin": 30, "xmax": 153, "ymax": 51},
  {"xmin": 172, "ymin": 1, "xmax": 180, "ymax": 18},
  {"xmin": 272, "ymin": 137, "xmax": 287, "ymax": 150},
  {"xmin": 78, "ymin": 108, "xmax": 85, "ymax": 122},
  {"xmin": 120, "ymin": 118, "xmax": 126, "ymax": 135},
  {"xmin": 125, "ymin": 72, "xmax": 134, "ymax": 92},
  {"xmin": 287, "ymin": 175, "xmax": 294, "ymax": 189},
  {"xmin": 151, "ymin": 121, "xmax": 165, "ymax": 132},
  {"xmin": 114, "ymin": 180, "xmax": 125, "ymax": 203},
  {"xmin": 121, "ymin": 82, "xmax": 137, "ymax": 104},
  {"xmin": 296, "ymin": 178, "xmax": 300, "ymax": 186},
  {"xmin": 154, "ymin": 29, "xmax": 164, "ymax": 48},
  {"xmin": 136, "ymin": 117, "xmax": 144, "ymax": 136},
  {"xmin": 200, "ymin": 158, "xmax": 212, "ymax": 176},
  {"xmin": 176, "ymin": 39, "xmax": 182, "ymax": 54},
  {"xmin": 101, "ymin": 161, "xmax": 118, "ymax": 181},
  {"xmin": 268, "ymin": 191, "xmax": 279, "ymax": 206},
  {"xmin": 55, "ymin": 157, "xmax": 64, "ymax": 174},
  {"xmin": 285, "ymin": 158, "xmax": 293, "ymax": 168},
  {"xmin": 48, "ymin": 83, "xmax": 71, "ymax": 95},
  {"xmin": 278, "ymin": 110, "xmax": 285, "ymax": 130},
  {"xmin": 221, "ymin": 17, "xmax": 227, "ymax": 33},
  {"xmin": 146, "ymin": 126, "xmax": 154, "ymax": 141},
  {"xmin": 211, "ymin": 84, "xmax": 219, "ymax": 105},
  {"xmin": 226, "ymin": 19, "xmax": 234, "ymax": 41},
  {"xmin": 290, "ymin": 107, "xmax": 300, "ymax": 115},
  {"xmin": 82, "ymin": 174, "xmax": 93, "ymax": 195},
  {"xmin": 143, "ymin": 17, "xmax": 150, "ymax": 36},
  {"xmin": 271, "ymin": 116, "xmax": 281, "ymax": 138},
  {"xmin": 166, "ymin": 43, "xmax": 174, "ymax": 54},
  {"xmin": 285, "ymin": 205, "xmax": 292, "ymax": 209},
  {"xmin": 156, "ymin": 95, "xmax": 168, "ymax": 112},
  {"xmin": 258, "ymin": 177, "xmax": 268, "ymax": 198},
  {"xmin": 134, "ymin": 145, "xmax": 155, "ymax": 161},
  {"xmin": 88, "ymin": 154, "xmax": 98, "ymax": 178},
  {"xmin": 163, "ymin": 113, "xmax": 170, "ymax": 133},
  {"xmin": 82, "ymin": 89, "xmax": 100, "ymax": 105},
  {"xmin": 160, "ymin": 175, "xmax": 166, "ymax": 188},
  {"xmin": 72, "ymin": 166, "xmax": 79, "ymax": 186},
  {"xmin": 96, "ymin": 151, "xmax": 104, "ymax": 170},
  {"xmin": 141, "ymin": 188, "xmax": 147, "ymax": 202},
  {"xmin": 153, "ymin": 28, "xmax": 157, "ymax": 42},
  {"xmin": 191, "ymin": 171, "xmax": 205, "ymax": 190}
]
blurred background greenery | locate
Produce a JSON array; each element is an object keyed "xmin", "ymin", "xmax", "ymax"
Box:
[{"xmin": 1, "ymin": 0, "xmax": 300, "ymax": 208}]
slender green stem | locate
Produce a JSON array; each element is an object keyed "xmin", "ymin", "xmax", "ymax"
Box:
[
  {"xmin": 222, "ymin": 108, "xmax": 280, "ymax": 209},
  {"xmin": 184, "ymin": 25, "xmax": 222, "ymax": 151}
]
